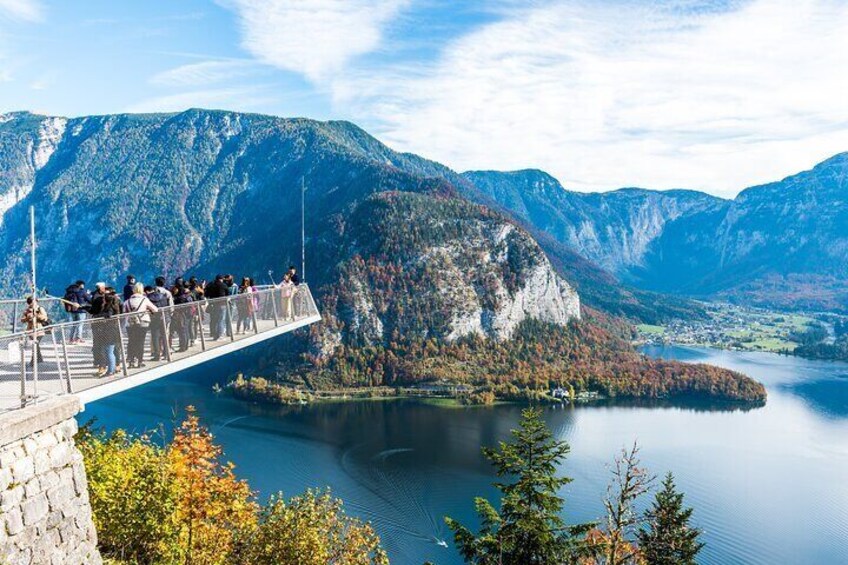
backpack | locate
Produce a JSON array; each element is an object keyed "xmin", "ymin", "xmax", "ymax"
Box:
[
  {"xmin": 63, "ymin": 289, "xmax": 79, "ymax": 312},
  {"xmin": 126, "ymin": 297, "xmax": 150, "ymax": 328},
  {"xmin": 148, "ymin": 290, "xmax": 169, "ymax": 309}
]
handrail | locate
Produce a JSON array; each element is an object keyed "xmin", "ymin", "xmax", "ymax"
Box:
[
  {"xmin": 0, "ymin": 284, "xmax": 320, "ymax": 412},
  {"xmin": 0, "ymin": 284, "xmax": 312, "ymax": 341}
]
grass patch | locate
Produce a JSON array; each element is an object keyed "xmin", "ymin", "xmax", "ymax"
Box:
[{"xmin": 636, "ymin": 324, "xmax": 666, "ymax": 335}]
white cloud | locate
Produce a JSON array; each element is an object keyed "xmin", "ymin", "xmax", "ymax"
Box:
[
  {"xmin": 222, "ymin": 0, "xmax": 409, "ymax": 82},
  {"xmin": 151, "ymin": 60, "xmax": 261, "ymax": 87},
  {"xmin": 0, "ymin": 0, "xmax": 42, "ymax": 22},
  {"xmin": 331, "ymin": 0, "xmax": 848, "ymax": 196}
]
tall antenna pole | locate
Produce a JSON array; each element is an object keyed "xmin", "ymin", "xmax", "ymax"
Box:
[
  {"xmin": 30, "ymin": 205, "xmax": 36, "ymax": 301},
  {"xmin": 29, "ymin": 205, "xmax": 38, "ymax": 403},
  {"xmin": 301, "ymin": 176, "xmax": 306, "ymax": 282}
]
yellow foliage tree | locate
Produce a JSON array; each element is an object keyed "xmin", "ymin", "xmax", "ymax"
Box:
[
  {"xmin": 77, "ymin": 427, "xmax": 179, "ymax": 564},
  {"xmin": 236, "ymin": 489, "xmax": 388, "ymax": 565},
  {"xmin": 169, "ymin": 406, "xmax": 257, "ymax": 565},
  {"xmin": 78, "ymin": 408, "xmax": 387, "ymax": 565}
]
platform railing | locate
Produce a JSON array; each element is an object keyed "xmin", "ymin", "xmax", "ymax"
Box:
[{"xmin": 0, "ymin": 284, "xmax": 319, "ymax": 411}]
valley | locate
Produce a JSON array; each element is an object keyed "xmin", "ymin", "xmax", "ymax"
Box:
[{"xmin": 635, "ymin": 302, "xmax": 848, "ymax": 358}]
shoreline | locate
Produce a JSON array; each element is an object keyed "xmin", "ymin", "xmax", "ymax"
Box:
[{"xmin": 221, "ymin": 375, "xmax": 765, "ymax": 412}]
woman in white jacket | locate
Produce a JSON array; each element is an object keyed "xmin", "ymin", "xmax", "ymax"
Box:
[{"xmin": 123, "ymin": 282, "xmax": 158, "ymax": 368}]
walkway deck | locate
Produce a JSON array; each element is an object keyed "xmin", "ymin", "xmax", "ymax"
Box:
[{"xmin": 0, "ymin": 285, "xmax": 320, "ymax": 411}]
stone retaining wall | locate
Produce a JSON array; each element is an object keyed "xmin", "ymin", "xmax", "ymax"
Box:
[{"xmin": 0, "ymin": 397, "xmax": 101, "ymax": 565}]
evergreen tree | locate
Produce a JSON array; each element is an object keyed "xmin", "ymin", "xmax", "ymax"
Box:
[
  {"xmin": 445, "ymin": 407, "xmax": 592, "ymax": 564},
  {"xmin": 637, "ymin": 473, "xmax": 704, "ymax": 565}
]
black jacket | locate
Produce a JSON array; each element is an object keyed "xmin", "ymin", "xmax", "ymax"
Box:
[
  {"xmin": 204, "ymin": 280, "xmax": 228, "ymax": 300},
  {"xmin": 64, "ymin": 285, "xmax": 92, "ymax": 311}
]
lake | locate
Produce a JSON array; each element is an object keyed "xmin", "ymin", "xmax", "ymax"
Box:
[{"xmin": 81, "ymin": 345, "xmax": 848, "ymax": 564}]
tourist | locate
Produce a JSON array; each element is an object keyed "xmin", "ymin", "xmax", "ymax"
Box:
[
  {"xmin": 146, "ymin": 285, "xmax": 170, "ymax": 361},
  {"xmin": 88, "ymin": 282, "xmax": 107, "ymax": 317},
  {"xmin": 154, "ymin": 276, "xmax": 174, "ymax": 307},
  {"xmin": 204, "ymin": 274, "xmax": 229, "ymax": 340},
  {"xmin": 172, "ymin": 285, "xmax": 194, "ymax": 352},
  {"xmin": 122, "ymin": 274, "xmax": 136, "ymax": 302},
  {"xmin": 287, "ymin": 265, "xmax": 300, "ymax": 286},
  {"xmin": 186, "ymin": 278, "xmax": 203, "ymax": 345},
  {"xmin": 225, "ymin": 274, "xmax": 238, "ymax": 296},
  {"xmin": 20, "ymin": 296, "xmax": 49, "ymax": 366},
  {"xmin": 236, "ymin": 277, "xmax": 255, "ymax": 333},
  {"xmin": 63, "ymin": 280, "xmax": 91, "ymax": 343},
  {"xmin": 92, "ymin": 288, "xmax": 121, "ymax": 377},
  {"xmin": 123, "ymin": 282, "xmax": 158, "ymax": 368},
  {"xmin": 279, "ymin": 272, "xmax": 295, "ymax": 321}
]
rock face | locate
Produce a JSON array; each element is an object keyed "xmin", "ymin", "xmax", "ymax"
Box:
[
  {"xmin": 465, "ymin": 155, "xmax": 848, "ymax": 311},
  {"xmin": 0, "ymin": 397, "xmax": 101, "ymax": 565},
  {"xmin": 0, "ymin": 113, "xmax": 67, "ymax": 221},
  {"xmin": 464, "ymin": 169, "xmax": 722, "ymax": 273},
  {"xmin": 314, "ymin": 192, "xmax": 579, "ymax": 356}
]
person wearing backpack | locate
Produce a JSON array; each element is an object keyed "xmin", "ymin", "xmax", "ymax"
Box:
[
  {"xmin": 122, "ymin": 282, "xmax": 158, "ymax": 368},
  {"xmin": 64, "ymin": 280, "xmax": 91, "ymax": 343},
  {"xmin": 146, "ymin": 285, "xmax": 170, "ymax": 361},
  {"xmin": 21, "ymin": 296, "xmax": 49, "ymax": 366}
]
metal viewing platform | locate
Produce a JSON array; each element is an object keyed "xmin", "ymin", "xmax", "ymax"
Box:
[{"xmin": 0, "ymin": 285, "xmax": 320, "ymax": 411}]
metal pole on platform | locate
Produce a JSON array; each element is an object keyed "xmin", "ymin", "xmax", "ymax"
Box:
[
  {"xmin": 251, "ymin": 295, "xmax": 259, "ymax": 335},
  {"xmin": 29, "ymin": 206, "xmax": 38, "ymax": 403},
  {"xmin": 269, "ymin": 289, "xmax": 279, "ymax": 327},
  {"xmin": 196, "ymin": 307, "xmax": 206, "ymax": 351},
  {"xmin": 58, "ymin": 325, "xmax": 73, "ymax": 393},
  {"xmin": 19, "ymin": 337, "xmax": 26, "ymax": 408},
  {"xmin": 116, "ymin": 319, "xmax": 129, "ymax": 378},
  {"xmin": 301, "ymin": 176, "xmax": 306, "ymax": 283},
  {"xmin": 162, "ymin": 314, "xmax": 172, "ymax": 362},
  {"xmin": 226, "ymin": 297, "xmax": 235, "ymax": 341}
]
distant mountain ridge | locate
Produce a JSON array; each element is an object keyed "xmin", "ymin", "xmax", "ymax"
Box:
[
  {"xmin": 0, "ymin": 109, "xmax": 580, "ymax": 344},
  {"xmin": 0, "ymin": 109, "xmax": 678, "ymax": 322},
  {"xmin": 0, "ymin": 108, "xmax": 766, "ymax": 401},
  {"xmin": 464, "ymin": 154, "xmax": 848, "ymax": 311}
]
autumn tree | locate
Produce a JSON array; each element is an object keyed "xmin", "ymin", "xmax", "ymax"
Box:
[
  {"xmin": 78, "ymin": 409, "xmax": 388, "ymax": 565},
  {"xmin": 77, "ymin": 425, "xmax": 179, "ymax": 564},
  {"xmin": 169, "ymin": 406, "xmax": 257, "ymax": 565},
  {"xmin": 637, "ymin": 473, "xmax": 704, "ymax": 565},
  {"xmin": 445, "ymin": 407, "xmax": 591, "ymax": 564},
  {"xmin": 236, "ymin": 489, "xmax": 388, "ymax": 565}
]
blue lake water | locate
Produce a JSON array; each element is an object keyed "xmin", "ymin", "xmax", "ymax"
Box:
[{"xmin": 81, "ymin": 345, "xmax": 848, "ymax": 564}]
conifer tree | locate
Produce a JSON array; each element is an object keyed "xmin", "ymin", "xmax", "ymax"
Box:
[
  {"xmin": 637, "ymin": 473, "xmax": 704, "ymax": 565},
  {"xmin": 445, "ymin": 407, "xmax": 591, "ymax": 564}
]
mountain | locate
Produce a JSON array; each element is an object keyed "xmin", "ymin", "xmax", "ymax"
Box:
[
  {"xmin": 464, "ymin": 155, "xmax": 848, "ymax": 311},
  {"xmin": 0, "ymin": 109, "xmax": 764, "ymax": 402},
  {"xmin": 0, "ymin": 108, "xmax": 581, "ymax": 339}
]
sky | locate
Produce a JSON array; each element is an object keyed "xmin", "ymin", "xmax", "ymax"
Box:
[{"xmin": 0, "ymin": 0, "xmax": 846, "ymax": 197}]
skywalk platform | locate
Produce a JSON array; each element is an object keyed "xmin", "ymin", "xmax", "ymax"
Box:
[{"xmin": 0, "ymin": 285, "xmax": 320, "ymax": 411}]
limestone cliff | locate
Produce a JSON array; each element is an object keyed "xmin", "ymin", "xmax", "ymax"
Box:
[{"xmin": 312, "ymin": 191, "xmax": 580, "ymax": 357}]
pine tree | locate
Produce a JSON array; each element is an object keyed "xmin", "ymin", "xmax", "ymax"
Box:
[
  {"xmin": 445, "ymin": 407, "xmax": 592, "ymax": 564},
  {"xmin": 637, "ymin": 473, "xmax": 704, "ymax": 565}
]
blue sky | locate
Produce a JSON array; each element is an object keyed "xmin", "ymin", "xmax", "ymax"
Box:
[{"xmin": 1, "ymin": 0, "xmax": 846, "ymax": 196}]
